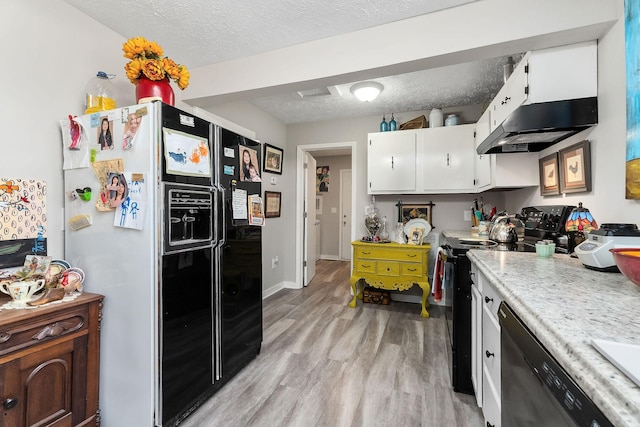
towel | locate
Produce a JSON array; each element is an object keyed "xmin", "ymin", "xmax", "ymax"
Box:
[{"xmin": 432, "ymin": 247, "xmax": 446, "ymax": 302}]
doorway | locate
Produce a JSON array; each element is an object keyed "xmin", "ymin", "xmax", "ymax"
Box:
[
  {"xmin": 340, "ymin": 169, "xmax": 352, "ymax": 261},
  {"xmin": 296, "ymin": 142, "xmax": 356, "ymax": 288}
]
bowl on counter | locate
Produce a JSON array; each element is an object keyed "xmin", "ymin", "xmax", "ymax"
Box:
[{"xmin": 610, "ymin": 248, "xmax": 640, "ymax": 287}]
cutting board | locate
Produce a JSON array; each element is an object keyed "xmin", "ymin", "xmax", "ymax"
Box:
[{"xmin": 592, "ymin": 339, "xmax": 640, "ymax": 387}]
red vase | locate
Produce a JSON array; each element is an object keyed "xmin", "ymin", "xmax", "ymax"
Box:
[{"xmin": 135, "ymin": 76, "xmax": 175, "ymax": 106}]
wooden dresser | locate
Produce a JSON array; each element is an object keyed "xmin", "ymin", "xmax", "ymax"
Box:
[
  {"xmin": 0, "ymin": 292, "xmax": 103, "ymax": 426},
  {"xmin": 350, "ymin": 241, "xmax": 431, "ymax": 317}
]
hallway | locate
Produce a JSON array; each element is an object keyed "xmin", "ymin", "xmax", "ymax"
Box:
[{"xmin": 181, "ymin": 260, "xmax": 483, "ymax": 426}]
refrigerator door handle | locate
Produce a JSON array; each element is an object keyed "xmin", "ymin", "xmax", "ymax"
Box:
[{"xmin": 219, "ymin": 186, "xmax": 226, "ymax": 245}]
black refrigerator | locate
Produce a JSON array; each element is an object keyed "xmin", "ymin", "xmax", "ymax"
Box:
[{"xmin": 215, "ymin": 126, "xmax": 263, "ymax": 381}]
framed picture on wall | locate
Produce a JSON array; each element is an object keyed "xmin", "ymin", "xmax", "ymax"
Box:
[
  {"xmin": 264, "ymin": 191, "xmax": 281, "ymax": 218},
  {"xmin": 263, "ymin": 143, "xmax": 283, "ymax": 175},
  {"xmin": 559, "ymin": 140, "xmax": 592, "ymax": 194},
  {"xmin": 401, "ymin": 204, "xmax": 434, "ymax": 228},
  {"xmin": 539, "ymin": 152, "xmax": 560, "ymax": 196}
]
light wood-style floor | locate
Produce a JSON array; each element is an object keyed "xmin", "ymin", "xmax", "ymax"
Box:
[{"xmin": 181, "ymin": 259, "xmax": 484, "ymax": 427}]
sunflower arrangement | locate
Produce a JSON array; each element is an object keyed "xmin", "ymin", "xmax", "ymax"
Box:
[{"xmin": 122, "ymin": 36, "xmax": 190, "ymax": 90}]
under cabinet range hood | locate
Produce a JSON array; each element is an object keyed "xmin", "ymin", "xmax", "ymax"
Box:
[{"xmin": 476, "ymin": 97, "xmax": 598, "ymax": 154}]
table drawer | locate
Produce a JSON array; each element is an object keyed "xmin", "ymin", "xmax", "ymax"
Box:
[
  {"xmin": 0, "ymin": 305, "xmax": 89, "ymax": 357},
  {"xmin": 356, "ymin": 260, "xmax": 376, "ymax": 274},
  {"xmin": 355, "ymin": 247, "xmax": 423, "ymax": 262},
  {"xmin": 401, "ymin": 263, "xmax": 424, "ymax": 277},
  {"xmin": 377, "ymin": 261, "xmax": 400, "ymax": 276}
]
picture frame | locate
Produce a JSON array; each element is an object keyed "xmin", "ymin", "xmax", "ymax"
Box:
[
  {"xmin": 539, "ymin": 152, "xmax": 560, "ymax": 196},
  {"xmin": 264, "ymin": 191, "xmax": 282, "ymax": 218},
  {"xmin": 408, "ymin": 227, "xmax": 424, "ymax": 245},
  {"xmin": 263, "ymin": 143, "xmax": 283, "ymax": 175},
  {"xmin": 559, "ymin": 140, "xmax": 592, "ymax": 194},
  {"xmin": 401, "ymin": 203, "xmax": 434, "ymax": 228}
]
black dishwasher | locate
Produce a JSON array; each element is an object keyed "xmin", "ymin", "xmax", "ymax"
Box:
[{"xmin": 499, "ymin": 302, "xmax": 613, "ymax": 426}]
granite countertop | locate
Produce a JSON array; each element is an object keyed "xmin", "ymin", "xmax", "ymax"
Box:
[{"xmin": 467, "ymin": 249, "xmax": 640, "ymax": 427}]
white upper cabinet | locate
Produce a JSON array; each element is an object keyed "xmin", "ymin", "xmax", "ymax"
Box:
[
  {"xmin": 419, "ymin": 124, "xmax": 476, "ymax": 193},
  {"xmin": 490, "ymin": 53, "xmax": 530, "ymax": 132},
  {"xmin": 487, "ymin": 41, "xmax": 597, "ymax": 133},
  {"xmin": 367, "ymin": 130, "xmax": 416, "ymax": 194}
]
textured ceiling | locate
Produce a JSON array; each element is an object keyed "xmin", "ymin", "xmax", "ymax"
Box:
[{"xmin": 63, "ymin": 0, "xmax": 518, "ymax": 124}]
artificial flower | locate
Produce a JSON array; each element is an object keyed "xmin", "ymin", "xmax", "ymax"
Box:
[{"xmin": 122, "ymin": 36, "xmax": 189, "ymax": 89}]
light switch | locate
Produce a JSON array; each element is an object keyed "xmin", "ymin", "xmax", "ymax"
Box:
[{"xmin": 270, "ymin": 177, "xmax": 277, "ymax": 185}]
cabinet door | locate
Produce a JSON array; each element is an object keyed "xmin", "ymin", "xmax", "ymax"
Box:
[
  {"xmin": 368, "ymin": 131, "xmax": 416, "ymax": 193},
  {"xmin": 471, "ymin": 282, "xmax": 483, "ymax": 407},
  {"xmin": 474, "ymin": 109, "xmax": 492, "ymax": 191},
  {"xmin": 421, "ymin": 124, "xmax": 475, "ymax": 192},
  {"xmin": 0, "ymin": 337, "xmax": 87, "ymax": 427},
  {"xmin": 490, "ymin": 54, "xmax": 529, "ymax": 132}
]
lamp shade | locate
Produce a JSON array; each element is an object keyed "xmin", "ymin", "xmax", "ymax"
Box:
[{"xmin": 351, "ymin": 81, "xmax": 383, "ymax": 102}]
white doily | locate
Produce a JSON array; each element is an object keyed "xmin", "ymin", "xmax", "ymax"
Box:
[{"xmin": 0, "ymin": 292, "xmax": 81, "ymax": 311}]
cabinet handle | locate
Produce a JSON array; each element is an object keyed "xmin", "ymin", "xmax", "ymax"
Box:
[
  {"xmin": 501, "ymin": 96, "xmax": 511, "ymax": 105},
  {"xmin": 362, "ymin": 264, "xmax": 371, "ymax": 268},
  {"xmin": 362, "ymin": 251, "xmax": 371, "ymax": 255},
  {"xmin": 4, "ymin": 397, "xmax": 18, "ymax": 410},
  {"xmin": 407, "ymin": 268, "xmax": 417, "ymax": 272},
  {"xmin": 407, "ymin": 254, "xmax": 417, "ymax": 258},
  {"xmin": 487, "ymin": 422, "xmax": 495, "ymax": 427},
  {"xmin": 447, "ymin": 153, "xmax": 450, "ymax": 166},
  {"xmin": 391, "ymin": 156, "xmax": 395, "ymax": 169},
  {"xmin": 485, "ymin": 350, "xmax": 495, "ymax": 358},
  {"xmin": 484, "ymin": 296, "xmax": 493, "ymax": 304}
]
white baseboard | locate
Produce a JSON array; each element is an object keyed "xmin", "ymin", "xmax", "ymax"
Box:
[{"xmin": 319, "ymin": 255, "xmax": 340, "ymax": 261}]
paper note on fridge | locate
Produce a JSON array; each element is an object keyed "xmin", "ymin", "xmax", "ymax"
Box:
[{"xmin": 232, "ymin": 188, "xmax": 248, "ymax": 220}]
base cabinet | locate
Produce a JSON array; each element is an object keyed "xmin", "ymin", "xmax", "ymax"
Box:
[
  {"xmin": 470, "ymin": 264, "xmax": 503, "ymax": 427},
  {"xmin": 0, "ymin": 293, "xmax": 103, "ymax": 426}
]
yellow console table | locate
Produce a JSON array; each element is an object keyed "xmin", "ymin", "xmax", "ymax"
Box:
[{"xmin": 350, "ymin": 241, "xmax": 431, "ymax": 318}]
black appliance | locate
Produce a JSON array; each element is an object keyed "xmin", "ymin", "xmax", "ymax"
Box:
[
  {"xmin": 216, "ymin": 127, "xmax": 263, "ymax": 381},
  {"xmin": 161, "ymin": 184, "xmax": 216, "ymax": 425},
  {"xmin": 476, "ymin": 97, "xmax": 598, "ymax": 154},
  {"xmin": 499, "ymin": 302, "xmax": 613, "ymax": 426},
  {"xmin": 442, "ymin": 205, "xmax": 574, "ymax": 395}
]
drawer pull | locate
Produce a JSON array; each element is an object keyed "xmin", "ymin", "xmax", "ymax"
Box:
[
  {"xmin": 32, "ymin": 321, "xmax": 78, "ymax": 341},
  {"xmin": 484, "ymin": 296, "xmax": 493, "ymax": 303},
  {"xmin": 485, "ymin": 350, "xmax": 495, "ymax": 358},
  {"xmin": 362, "ymin": 264, "xmax": 371, "ymax": 268},
  {"xmin": 4, "ymin": 397, "xmax": 18, "ymax": 410},
  {"xmin": 486, "ymin": 422, "xmax": 495, "ymax": 427},
  {"xmin": 407, "ymin": 268, "xmax": 417, "ymax": 272},
  {"xmin": 0, "ymin": 331, "xmax": 11, "ymax": 344},
  {"xmin": 362, "ymin": 251, "xmax": 371, "ymax": 255},
  {"xmin": 406, "ymin": 254, "xmax": 417, "ymax": 258}
]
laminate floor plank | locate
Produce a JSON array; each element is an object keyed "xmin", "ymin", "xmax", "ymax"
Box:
[{"xmin": 180, "ymin": 259, "xmax": 483, "ymax": 427}]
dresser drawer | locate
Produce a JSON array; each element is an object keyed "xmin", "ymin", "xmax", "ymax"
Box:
[
  {"xmin": 377, "ymin": 261, "xmax": 400, "ymax": 276},
  {"xmin": 400, "ymin": 263, "xmax": 424, "ymax": 277},
  {"xmin": 355, "ymin": 247, "xmax": 424, "ymax": 262},
  {"xmin": 0, "ymin": 305, "xmax": 89, "ymax": 357},
  {"xmin": 355, "ymin": 260, "xmax": 376, "ymax": 274}
]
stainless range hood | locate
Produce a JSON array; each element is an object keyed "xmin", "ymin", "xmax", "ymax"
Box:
[{"xmin": 476, "ymin": 97, "xmax": 598, "ymax": 154}]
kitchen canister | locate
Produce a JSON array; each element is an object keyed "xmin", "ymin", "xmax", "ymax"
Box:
[
  {"xmin": 429, "ymin": 108, "xmax": 443, "ymax": 127},
  {"xmin": 444, "ymin": 114, "xmax": 459, "ymax": 126}
]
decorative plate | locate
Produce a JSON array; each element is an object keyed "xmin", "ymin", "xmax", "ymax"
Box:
[{"xmin": 404, "ymin": 218, "xmax": 432, "ymax": 243}]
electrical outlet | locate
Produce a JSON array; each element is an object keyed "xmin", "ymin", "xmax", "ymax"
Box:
[
  {"xmin": 271, "ymin": 257, "xmax": 277, "ymax": 268},
  {"xmin": 464, "ymin": 210, "xmax": 472, "ymax": 221}
]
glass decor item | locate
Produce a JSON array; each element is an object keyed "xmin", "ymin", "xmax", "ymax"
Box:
[
  {"xmin": 396, "ymin": 222, "xmax": 406, "ymax": 243},
  {"xmin": 378, "ymin": 216, "xmax": 389, "ymax": 241},
  {"xmin": 389, "ymin": 114, "xmax": 397, "ymax": 131},
  {"xmin": 85, "ymin": 71, "xmax": 117, "ymax": 114},
  {"xmin": 364, "ymin": 196, "xmax": 381, "ymax": 241},
  {"xmin": 380, "ymin": 115, "xmax": 388, "ymax": 132}
]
